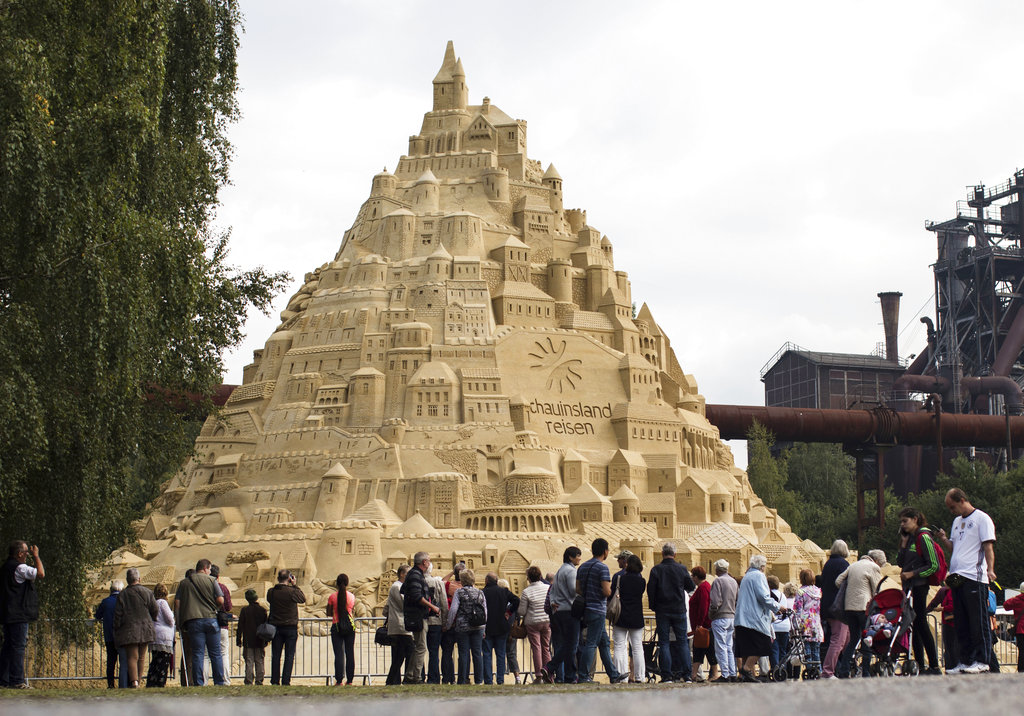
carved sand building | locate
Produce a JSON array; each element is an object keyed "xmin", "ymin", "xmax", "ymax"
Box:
[{"xmin": 121, "ymin": 42, "xmax": 823, "ymax": 611}]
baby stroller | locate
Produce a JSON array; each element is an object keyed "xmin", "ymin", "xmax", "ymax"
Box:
[
  {"xmin": 863, "ymin": 587, "xmax": 918, "ymax": 677},
  {"xmin": 772, "ymin": 625, "xmax": 820, "ymax": 681}
]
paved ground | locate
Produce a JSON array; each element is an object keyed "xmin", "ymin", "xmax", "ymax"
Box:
[{"xmin": 3, "ymin": 673, "xmax": 1022, "ymax": 715}]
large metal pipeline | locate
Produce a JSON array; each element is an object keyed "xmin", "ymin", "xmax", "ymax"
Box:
[
  {"xmin": 704, "ymin": 403, "xmax": 1024, "ymax": 447},
  {"xmin": 961, "ymin": 375, "xmax": 1024, "ymax": 412},
  {"xmin": 892, "ymin": 373, "xmax": 950, "ymax": 397},
  {"xmin": 992, "ymin": 302, "xmax": 1024, "ymax": 377}
]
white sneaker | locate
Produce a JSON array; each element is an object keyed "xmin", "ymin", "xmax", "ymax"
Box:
[
  {"xmin": 962, "ymin": 662, "xmax": 990, "ymax": 674},
  {"xmin": 945, "ymin": 664, "xmax": 964, "ymax": 674}
]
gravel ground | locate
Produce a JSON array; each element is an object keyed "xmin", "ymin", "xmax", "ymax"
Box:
[{"xmin": 2, "ymin": 673, "xmax": 1020, "ymax": 716}]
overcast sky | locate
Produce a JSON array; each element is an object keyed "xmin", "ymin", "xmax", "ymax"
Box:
[{"xmin": 215, "ymin": 1, "xmax": 1024, "ymax": 467}]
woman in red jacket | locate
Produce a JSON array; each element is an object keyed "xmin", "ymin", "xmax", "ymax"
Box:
[
  {"xmin": 1001, "ymin": 582, "xmax": 1024, "ymax": 673},
  {"xmin": 689, "ymin": 566, "xmax": 719, "ymax": 682}
]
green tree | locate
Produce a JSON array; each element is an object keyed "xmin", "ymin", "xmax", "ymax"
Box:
[
  {"xmin": 0, "ymin": 0, "xmax": 288, "ymax": 636},
  {"xmin": 785, "ymin": 442, "xmax": 858, "ymax": 548},
  {"xmin": 745, "ymin": 422, "xmax": 803, "ymax": 533}
]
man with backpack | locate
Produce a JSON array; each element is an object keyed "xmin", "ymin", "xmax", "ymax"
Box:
[{"xmin": 897, "ymin": 507, "xmax": 944, "ymax": 675}]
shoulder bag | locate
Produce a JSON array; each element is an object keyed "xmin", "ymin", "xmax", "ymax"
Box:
[
  {"xmin": 571, "ymin": 563, "xmax": 594, "ymax": 620},
  {"xmin": 693, "ymin": 625, "xmax": 711, "ymax": 649},
  {"xmin": 333, "ymin": 591, "xmax": 355, "ymax": 637},
  {"xmin": 510, "ymin": 620, "xmax": 528, "ymax": 639},
  {"xmin": 256, "ymin": 621, "xmax": 276, "ymax": 643},
  {"xmin": 189, "ymin": 575, "xmax": 233, "ymax": 626},
  {"xmin": 606, "ymin": 576, "xmax": 622, "ymax": 625},
  {"xmin": 829, "ymin": 577, "xmax": 848, "ymax": 619}
]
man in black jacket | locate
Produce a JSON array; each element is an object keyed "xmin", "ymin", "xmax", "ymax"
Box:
[
  {"xmin": 401, "ymin": 552, "xmax": 439, "ymax": 684},
  {"xmin": 646, "ymin": 542, "xmax": 695, "ymax": 683},
  {"xmin": 0, "ymin": 541, "xmax": 44, "ymax": 689},
  {"xmin": 481, "ymin": 572, "xmax": 520, "ymax": 684}
]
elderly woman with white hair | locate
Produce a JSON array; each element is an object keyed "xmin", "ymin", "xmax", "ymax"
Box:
[
  {"xmin": 820, "ymin": 539, "xmax": 851, "ymax": 678},
  {"xmin": 733, "ymin": 554, "xmax": 781, "ymax": 682},
  {"xmin": 708, "ymin": 559, "xmax": 738, "ymax": 682},
  {"xmin": 113, "ymin": 568, "xmax": 158, "ymax": 687},
  {"xmin": 835, "ymin": 548, "xmax": 886, "ymax": 678}
]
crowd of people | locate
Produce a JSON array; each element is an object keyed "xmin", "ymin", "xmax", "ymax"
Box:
[{"xmin": 0, "ymin": 486, "xmax": 1018, "ymax": 688}]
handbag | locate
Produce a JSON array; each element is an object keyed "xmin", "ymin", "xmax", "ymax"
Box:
[
  {"xmin": 256, "ymin": 621, "xmax": 276, "ymax": 642},
  {"xmin": 693, "ymin": 625, "xmax": 711, "ymax": 649},
  {"xmin": 217, "ymin": 610, "xmax": 234, "ymax": 627},
  {"xmin": 606, "ymin": 577, "xmax": 622, "ymax": 624},
  {"xmin": 829, "ymin": 577, "xmax": 848, "ymax": 619},
  {"xmin": 510, "ymin": 621, "xmax": 528, "ymax": 639},
  {"xmin": 374, "ymin": 626, "xmax": 390, "ymax": 646}
]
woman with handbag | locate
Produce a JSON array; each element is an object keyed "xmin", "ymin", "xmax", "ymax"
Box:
[
  {"xmin": 610, "ymin": 554, "xmax": 647, "ymax": 683},
  {"xmin": 517, "ymin": 567, "xmax": 551, "ymax": 683},
  {"xmin": 689, "ymin": 566, "xmax": 717, "ymax": 682},
  {"xmin": 820, "ymin": 539, "xmax": 851, "ymax": 679},
  {"xmin": 327, "ymin": 573, "xmax": 356, "ymax": 686}
]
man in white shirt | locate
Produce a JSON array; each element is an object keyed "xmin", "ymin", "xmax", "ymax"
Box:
[{"xmin": 937, "ymin": 488, "xmax": 996, "ymax": 674}]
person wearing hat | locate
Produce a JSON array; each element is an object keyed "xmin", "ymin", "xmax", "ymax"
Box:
[
  {"xmin": 611, "ymin": 550, "xmax": 633, "ymax": 594},
  {"xmin": 236, "ymin": 589, "xmax": 268, "ymax": 685}
]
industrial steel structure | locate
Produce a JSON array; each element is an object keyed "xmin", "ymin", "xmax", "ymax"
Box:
[{"xmin": 751, "ymin": 170, "xmax": 1024, "ymax": 538}]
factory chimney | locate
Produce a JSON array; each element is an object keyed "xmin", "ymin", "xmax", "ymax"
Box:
[{"xmin": 878, "ymin": 291, "xmax": 903, "ymax": 362}]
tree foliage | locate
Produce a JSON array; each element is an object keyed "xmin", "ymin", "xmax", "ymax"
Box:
[{"xmin": 0, "ymin": 0, "xmax": 288, "ymax": 636}]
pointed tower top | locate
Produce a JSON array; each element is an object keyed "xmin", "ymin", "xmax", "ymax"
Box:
[
  {"xmin": 543, "ymin": 163, "xmax": 562, "ymax": 181},
  {"xmin": 453, "ymin": 57, "xmax": 465, "ymax": 78},
  {"xmin": 433, "ymin": 41, "xmax": 458, "ymax": 83},
  {"xmin": 415, "ymin": 168, "xmax": 439, "ymax": 185}
]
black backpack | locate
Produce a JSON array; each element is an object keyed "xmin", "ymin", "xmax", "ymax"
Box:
[{"xmin": 464, "ymin": 591, "xmax": 486, "ymax": 627}]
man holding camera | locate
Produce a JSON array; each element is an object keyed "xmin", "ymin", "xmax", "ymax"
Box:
[
  {"xmin": 0, "ymin": 541, "xmax": 44, "ymax": 689},
  {"xmin": 267, "ymin": 569, "xmax": 306, "ymax": 685}
]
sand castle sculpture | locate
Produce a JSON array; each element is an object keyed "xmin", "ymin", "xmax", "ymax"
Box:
[{"xmin": 101, "ymin": 42, "xmax": 824, "ymax": 616}]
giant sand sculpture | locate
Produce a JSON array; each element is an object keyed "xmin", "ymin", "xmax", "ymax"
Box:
[{"xmin": 106, "ymin": 42, "xmax": 823, "ymax": 614}]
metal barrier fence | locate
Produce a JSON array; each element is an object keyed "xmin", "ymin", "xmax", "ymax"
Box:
[{"xmin": 21, "ymin": 614, "xmax": 1020, "ymax": 684}]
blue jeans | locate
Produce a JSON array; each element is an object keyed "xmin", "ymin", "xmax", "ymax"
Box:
[
  {"xmin": 186, "ymin": 618, "xmax": 225, "ymax": 686},
  {"xmin": 0, "ymin": 621, "xmax": 29, "ymax": 687},
  {"xmin": 117, "ymin": 647, "xmax": 128, "ymax": 687},
  {"xmin": 441, "ymin": 629, "xmax": 457, "ymax": 683},
  {"xmin": 548, "ymin": 610, "xmax": 580, "ymax": 682},
  {"xmin": 580, "ymin": 611, "xmax": 620, "ymax": 682},
  {"xmin": 482, "ymin": 634, "xmax": 507, "ymax": 684},
  {"xmin": 805, "ymin": 639, "xmax": 821, "ymax": 665},
  {"xmin": 655, "ymin": 612, "xmax": 691, "ymax": 680},
  {"xmin": 770, "ymin": 630, "xmax": 790, "ymax": 669},
  {"xmin": 271, "ymin": 624, "xmax": 298, "ymax": 685},
  {"xmin": 712, "ymin": 618, "xmax": 736, "ymax": 677},
  {"xmin": 426, "ymin": 624, "xmax": 442, "ymax": 684},
  {"xmin": 456, "ymin": 630, "xmax": 483, "ymax": 684}
]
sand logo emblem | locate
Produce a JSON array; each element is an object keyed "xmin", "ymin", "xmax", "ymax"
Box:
[{"xmin": 528, "ymin": 337, "xmax": 583, "ymax": 393}]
